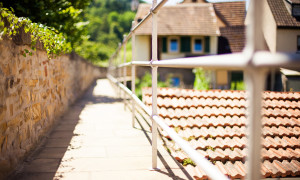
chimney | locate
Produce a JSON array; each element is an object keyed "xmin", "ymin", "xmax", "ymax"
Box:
[{"xmin": 131, "ymin": 0, "xmax": 139, "ymax": 11}]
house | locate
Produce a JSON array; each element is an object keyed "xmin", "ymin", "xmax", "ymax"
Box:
[
  {"xmin": 133, "ymin": 1, "xmax": 246, "ymax": 89},
  {"xmin": 133, "ymin": 3, "xmax": 219, "ymax": 88},
  {"xmin": 246, "ymin": 0, "xmax": 300, "ymax": 91},
  {"xmin": 142, "ymin": 87, "xmax": 300, "ymax": 179},
  {"xmin": 181, "ymin": 0, "xmax": 246, "ymax": 89}
]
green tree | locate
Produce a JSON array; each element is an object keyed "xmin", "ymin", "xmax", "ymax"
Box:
[{"xmin": 1, "ymin": 0, "xmax": 91, "ymax": 48}]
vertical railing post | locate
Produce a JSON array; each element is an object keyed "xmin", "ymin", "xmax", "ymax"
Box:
[
  {"xmin": 131, "ymin": 21, "xmax": 136, "ymax": 128},
  {"xmin": 245, "ymin": 68, "xmax": 266, "ymax": 180},
  {"xmin": 245, "ymin": 0, "xmax": 265, "ymax": 179},
  {"xmin": 123, "ymin": 35, "xmax": 127, "ymax": 110},
  {"xmin": 151, "ymin": 0, "xmax": 158, "ymax": 170},
  {"xmin": 118, "ymin": 43, "xmax": 122, "ymax": 98}
]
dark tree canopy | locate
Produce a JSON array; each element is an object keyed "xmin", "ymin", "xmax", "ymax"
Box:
[
  {"xmin": 1, "ymin": 0, "xmax": 139, "ymax": 62},
  {"xmin": 1, "ymin": 0, "xmax": 91, "ymax": 48}
]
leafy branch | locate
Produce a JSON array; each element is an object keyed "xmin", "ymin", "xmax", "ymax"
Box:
[{"xmin": 0, "ymin": 6, "xmax": 71, "ymax": 59}]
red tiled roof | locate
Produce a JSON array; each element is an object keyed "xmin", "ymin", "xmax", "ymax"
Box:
[
  {"xmin": 213, "ymin": 1, "xmax": 246, "ymax": 26},
  {"xmin": 134, "ymin": 3, "xmax": 219, "ymax": 36},
  {"xmin": 218, "ymin": 26, "xmax": 246, "ymax": 53},
  {"xmin": 142, "ymin": 87, "xmax": 300, "ymax": 179},
  {"xmin": 267, "ymin": 0, "xmax": 300, "ymax": 28}
]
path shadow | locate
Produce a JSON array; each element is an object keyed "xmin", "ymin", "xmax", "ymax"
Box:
[
  {"xmin": 134, "ymin": 108, "xmax": 194, "ymax": 180},
  {"xmin": 9, "ymin": 80, "xmax": 119, "ymax": 180}
]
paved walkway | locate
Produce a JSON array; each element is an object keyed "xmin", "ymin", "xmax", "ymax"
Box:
[{"xmin": 12, "ymin": 79, "xmax": 192, "ymax": 180}]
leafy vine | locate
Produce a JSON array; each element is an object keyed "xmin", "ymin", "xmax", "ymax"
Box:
[{"xmin": 0, "ymin": 6, "xmax": 71, "ymax": 59}]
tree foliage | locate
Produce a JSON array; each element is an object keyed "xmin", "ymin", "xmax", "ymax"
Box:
[
  {"xmin": 1, "ymin": 0, "xmax": 138, "ymax": 63},
  {"xmin": 0, "ymin": 6, "xmax": 71, "ymax": 58},
  {"xmin": 1, "ymin": 0, "xmax": 91, "ymax": 48},
  {"xmin": 81, "ymin": 0, "xmax": 136, "ymax": 63}
]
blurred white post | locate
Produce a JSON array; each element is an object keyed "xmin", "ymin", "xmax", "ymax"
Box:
[
  {"xmin": 131, "ymin": 21, "xmax": 136, "ymax": 127},
  {"xmin": 123, "ymin": 35, "xmax": 127, "ymax": 110},
  {"xmin": 118, "ymin": 43, "xmax": 122, "ymax": 98},
  {"xmin": 245, "ymin": 68, "xmax": 266, "ymax": 180},
  {"xmin": 151, "ymin": 0, "xmax": 158, "ymax": 170},
  {"xmin": 245, "ymin": 0, "xmax": 265, "ymax": 179}
]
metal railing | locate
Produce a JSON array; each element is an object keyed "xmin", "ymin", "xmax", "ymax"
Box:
[{"xmin": 107, "ymin": 0, "xmax": 300, "ymax": 179}]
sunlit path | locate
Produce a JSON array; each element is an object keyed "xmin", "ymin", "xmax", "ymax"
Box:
[{"xmin": 12, "ymin": 79, "xmax": 191, "ymax": 180}]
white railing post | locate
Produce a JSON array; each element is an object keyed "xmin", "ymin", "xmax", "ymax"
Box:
[
  {"xmin": 123, "ymin": 35, "xmax": 127, "ymax": 110},
  {"xmin": 245, "ymin": 68, "xmax": 267, "ymax": 180},
  {"xmin": 245, "ymin": 0, "xmax": 265, "ymax": 179},
  {"xmin": 132, "ymin": 21, "xmax": 136, "ymax": 128},
  {"xmin": 118, "ymin": 43, "xmax": 122, "ymax": 98},
  {"xmin": 151, "ymin": 0, "xmax": 158, "ymax": 170}
]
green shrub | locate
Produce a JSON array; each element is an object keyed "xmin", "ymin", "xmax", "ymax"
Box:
[
  {"xmin": 230, "ymin": 81, "xmax": 245, "ymax": 90},
  {"xmin": 135, "ymin": 72, "xmax": 167, "ymax": 99},
  {"xmin": 193, "ymin": 68, "xmax": 210, "ymax": 90}
]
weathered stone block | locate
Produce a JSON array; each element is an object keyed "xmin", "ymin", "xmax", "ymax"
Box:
[
  {"xmin": 9, "ymin": 104, "xmax": 13, "ymax": 116},
  {"xmin": 1, "ymin": 64, "xmax": 10, "ymax": 76},
  {"xmin": 20, "ymin": 90, "xmax": 30, "ymax": 105},
  {"xmin": 7, "ymin": 114, "xmax": 21, "ymax": 127},
  {"xmin": 25, "ymin": 79, "xmax": 38, "ymax": 87},
  {"xmin": 0, "ymin": 106, "xmax": 6, "ymax": 121},
  {"xmin": 31, "ymin": 103, "xmax": 41, "ymax": 122},
  {"xmin": 23, "ymin": 107, "xmax": 31, "ymax": 122},
  {"xmin": 0, "ymin": 122, "xmax": 7, "ymax": 134}
]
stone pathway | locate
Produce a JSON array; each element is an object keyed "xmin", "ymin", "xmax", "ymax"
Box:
[{"xmin": 11, "ymin": 79, "xmax": 192, "ymax": 180}]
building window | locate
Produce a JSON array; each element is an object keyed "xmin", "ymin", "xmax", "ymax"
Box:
[
  {"xmin": 169, "ymin": 37, "xmax": 179, "ymax": 52},
  {"xmin": 297, "ymin": 36, "xmax": 300, "ymax": 51},
  {"xmin": 192, "ymin": 37, "xmax": 203, "ymax": 53}
]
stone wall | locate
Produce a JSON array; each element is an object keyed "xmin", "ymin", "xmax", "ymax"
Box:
[{"xmin": 0, "ymin": 38, "xmax": 106, "ymax": 178}]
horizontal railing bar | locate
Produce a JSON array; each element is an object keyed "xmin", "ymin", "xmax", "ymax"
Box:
[
  {"xmin": 107, "ymin": 74, "xmax": 228, "ymax": 180},
  {"xmin": 253, "ymin": 51, "xmax": 300, "ymax": 68},
  {"xmin": 152, "ymin": 115, "xmax": 228, "ymax": 180},
  {"xmin": 108, "ymin": 74, "xmax": 152, "ymax": 116},
  {"xmin": 114, "ymin": 51, "xmax": 300, "ymax": 70},
  {"xmin": 118, "ymin": 62, "xmax": 132, "ymax": 68}
]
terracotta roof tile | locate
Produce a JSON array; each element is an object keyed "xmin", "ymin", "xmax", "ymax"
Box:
[
  {"xmin": 142, "ymin": 87, "xmax": 300, "ymax": 179},
  {"xmin": 219, "ymin": 26, "xmax": 246, "ymax": 53},
  {"xmin": 135, "ymin": 4, "xmax": 219, "ymax": 36},
  {"xmin": 213, "ymin": 1, "xmax": 246, "ymax": 26}
]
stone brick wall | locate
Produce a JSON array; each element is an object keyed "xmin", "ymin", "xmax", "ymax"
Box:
[{"xmin": 0, "ymin": 38, "xmax": 106, "ymax": 178}]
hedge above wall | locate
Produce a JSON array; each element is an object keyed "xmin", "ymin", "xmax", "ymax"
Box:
[{"xmin": 0, "ymin": 7, "xmax": 71, "ymax": 58}]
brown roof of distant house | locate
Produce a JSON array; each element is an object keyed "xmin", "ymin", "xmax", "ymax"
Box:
[
  {"xmin": 268, "ymin": 0, "xmax": 300, "ymax": 28},
  {"xmin": 218, "ymin": 26, "xmax": 246, "ymax": 53},
  {"xmin": 213, "ymin": 1, "xmax": 246, "ymax": 26},
  {"xmin": 142, "ymin": 87, "xmax": 300, "ymax": 179},
  {"xmin": 134, "ymin": 4, "xmax": 220, "ymax": 36},
  {"xmin": 288, "ymin": 0, "xmax": 300, "ymax": 3}
]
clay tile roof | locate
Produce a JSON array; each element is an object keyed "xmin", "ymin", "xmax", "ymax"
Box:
[
  {"xmin": 134, "ymin": 3, "xmax": 220, "ymax": 36},
  {"xmin": 218, "ymin": 25, "xmax": 246, "ymax": 53},
  {"xmin": 213, "ymin": 1, "xmax": 246, "ymax": 26},
  {"xmin": 142, "ymin": 87, "xmax": 300, "ymax": 179},
  {"xmin": 267, "ymin": 0, "xmax": 300, "ymax": 28},
  {"xmin": 289, "ymin": 0, "xmax": 300, "ymax": 3}
]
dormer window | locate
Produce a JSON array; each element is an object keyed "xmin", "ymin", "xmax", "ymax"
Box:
[{"xmin": 292, "ymin": 4, "xmax": 300, "ymax": 18}]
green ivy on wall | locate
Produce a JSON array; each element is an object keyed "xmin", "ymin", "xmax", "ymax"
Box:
[{"xmin": 0, "ymin": 7, "xmax": 71, "ymax": 59}]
